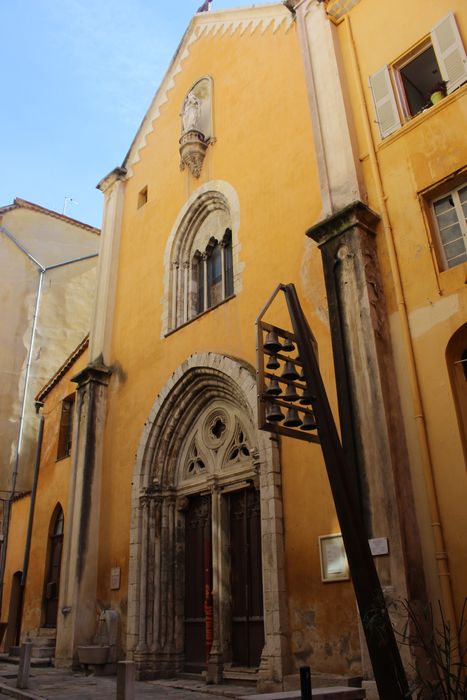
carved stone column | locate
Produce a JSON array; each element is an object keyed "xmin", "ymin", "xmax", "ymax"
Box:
[
  {"xmin": 55, "ymin": 358, "xmax": 112, "ymax": 668},
  {"xmin": 256, "ymin": 443, "xmax": 292, "ymax": 692},
  {"xmin": 207, "ymin": 482, "xmax": 223, "ymax": 684},
  {"xmin": 307, "ymin": 201, "xmax": 426, "ymax": 689}
]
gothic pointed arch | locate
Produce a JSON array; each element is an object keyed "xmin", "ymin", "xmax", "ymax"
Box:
[
  {"xmin": 128, "ymin": 353, "xmax": 291, "ymax": 687},
  {"xmin": 446, "ymin": 323, "xmax": 467, "ymax": 462},
  {"xmin": 43, "ymin": 503, "xmax": 64, "ymax": 628},
  {"xmin": 161, "ymin": 182, "xmax": 243, "ymax": 334}
]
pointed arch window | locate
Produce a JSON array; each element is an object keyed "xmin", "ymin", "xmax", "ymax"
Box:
[
  {"xmin": 166, "ymin": 188, "xmax": 240, "ymax": 333},
  {"xmin": 190, "ymin": 229, "xmax": 234, "ymax": 319}
]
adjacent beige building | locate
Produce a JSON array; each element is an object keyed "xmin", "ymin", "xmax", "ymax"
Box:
[{"xmin": 0, "ymin": 198, "xmax": 99, "ymax": 516}]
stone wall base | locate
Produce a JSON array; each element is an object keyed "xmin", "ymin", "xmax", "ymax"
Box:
[{"xmin": 361, "ymin": 680, "xmax": 379, "ymax": 699}]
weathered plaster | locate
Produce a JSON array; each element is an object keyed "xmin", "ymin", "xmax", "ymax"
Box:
[{"xmin": 408, "ymin": 295, "xmax": 460, "ymax": 339}]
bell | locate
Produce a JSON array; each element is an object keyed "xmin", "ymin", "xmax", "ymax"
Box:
[
  {"xmin": 265, "ymin": 403, "xmax": 284, "ymax": 422},
  {"xmin": 265, "ymin": 379, "xmax": 282, "ymax": 396},
  {"xmin": 300, "ymin": 412, "xmax": 317, "ymax": 431},
  {"xmin": 299, "ymin": 389, "xmax": 313, "ymax": 405},
  {"xmin": 283, "ymin": 384, "xmax": 299, "ymax": 402},
  {"xmin": 281, "ymin": 337, "xmax": 295, "ymax": 352},
  {"xmin": 283, "ymin": 408, "xmax": 302, "ymax": 428},
  {"xmin": 266, "ymin": 354, "xmax": 280, "ymax": 370},
  {"xmin": 264, "ymin": 331, "xmax": 282, "ymax": 353},
  {"xmin": 282, "ymin": 361, "xmax": 299, "ymax": 381}
]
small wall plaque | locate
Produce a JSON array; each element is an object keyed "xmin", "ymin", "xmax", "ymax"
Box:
[
  {"xmin": 319, "ymin": 533, "xmax": 349, "ymax": 582},
  {"xmin": 368, "ymin": 537, "xmax": 389, "ymax": 556},
  {"xmin": 110, "ymin": 567, "xmax": 121, "ymax": 591}
]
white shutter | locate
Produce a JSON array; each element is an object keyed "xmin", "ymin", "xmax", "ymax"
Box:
[
  {"xmin": 369, "ymin": 66, "xmax": 401, "ymax": 139},
  {"xmin": 431, "ymin": 13, "xmax": 467, "ymax": 93}
]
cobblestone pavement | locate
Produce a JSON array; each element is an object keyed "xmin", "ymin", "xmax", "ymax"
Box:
[{"xmin": 0, "ymin": 663, "xmax": 256, "ymax": 700}]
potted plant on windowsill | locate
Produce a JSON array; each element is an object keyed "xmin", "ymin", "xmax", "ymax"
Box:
[{"xmin": 429, "ymin": 80, "xmax": 447, "ymax": 105}]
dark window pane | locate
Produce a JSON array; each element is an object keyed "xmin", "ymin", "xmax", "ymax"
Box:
[
  {"xmin": 400, "ymin": 45, "xmax": 440, "ymax": 116},
  {"xmin": 197, "ymin": 259, "xmax": 204, "ymax": 315},
  {"xmin": 224, "ymin": 229, "xmax": 234, "ymax": 298},
  {"xmin": 57, "ymin": 397, "xmax": 74, "ymax": 460},
  {"xmin": 207, "ymin": 243, "xmax": 222, "ymax": 308},
  {"xmin": 438, "ymin": 222, "xmax": 463, "ymax": 245}
]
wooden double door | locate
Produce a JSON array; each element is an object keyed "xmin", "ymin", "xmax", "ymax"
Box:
[{"xmin": 184, "ymin": 489, "xmax": 264, "ymax": 671}]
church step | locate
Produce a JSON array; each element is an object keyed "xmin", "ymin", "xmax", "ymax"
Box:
[
  {"xmin": 283, "ymin": 674, "xmax": 363, "ymax": 691},
  {"xmin": 0, "ymin": 652, "xmax": 52, "ymax": 667},
  {"xmin": 224, "ymin": 667, "xmax": 258, "ymax": 686},
  {"xmin": 239, "ymin": 689, "xmax": 365, "ymax": 700},
  {"xmin": 28, "ymin": 636, "xmax": 56, "ymax": 648},
  {"xmin": 31, "ymin": 645, "xmax": 55, "ymax": 658}
]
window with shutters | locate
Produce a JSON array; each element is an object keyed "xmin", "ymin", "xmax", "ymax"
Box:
[
  {"xmin": 57, "ymin": 395, "xmax": 75, "ymax": 460},
  {"xmin": 431, "ymin": 182, "xmax": 467, "ymax": 270},
  {"xmin": 370, "ymin": 12, "xmax": 467, "ymax": 138}
]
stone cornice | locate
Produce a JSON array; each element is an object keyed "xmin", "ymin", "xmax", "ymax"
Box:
[
  {"xmin": 72, "ymin": 354, "xmax": 113, "ymax": 388},
  {"xmin": 306, "ymin": 200, "xmax": 380, "ymax": 246},
  {"xmin": 96, "ymin": 167, "xmax": 127, "ymax": 194}
]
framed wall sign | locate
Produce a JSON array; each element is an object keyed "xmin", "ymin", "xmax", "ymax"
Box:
[{"xmin": 319, "ymin": 533, "xmax": 349, "ymax": 582}]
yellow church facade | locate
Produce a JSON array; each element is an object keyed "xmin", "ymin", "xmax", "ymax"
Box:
[{"xmin": 2, "ymin": 1, "xmax": 465, "ymax": 697}]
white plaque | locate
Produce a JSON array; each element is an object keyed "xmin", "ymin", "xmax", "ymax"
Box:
[
  {"xmin": 319, "ymin": 534, "xmax": 349, "ymax": 582},
  {"xmin": 110, "ymin": 567, "xmax": 121, "ymax": 590},
  {"xmin": 369, "ymin": 537, "xmax": 389, "ymax": 556}
]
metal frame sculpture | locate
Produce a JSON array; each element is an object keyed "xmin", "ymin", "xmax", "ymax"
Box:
[{"xmin": 256, "ymin": 283, "xmax": 409, "ymax": 700}]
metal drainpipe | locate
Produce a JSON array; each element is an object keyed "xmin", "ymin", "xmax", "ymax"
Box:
[
  {"xmin": 13, "ymin": 415, "xmax": 44, "ymax": 645},
  {"xmin": 340, "ymin": 13, "xmax": 457, "ymax": 631},
  {"xmin": 20, "ymin": 414, "xmax": 44, "ymax": 584}
]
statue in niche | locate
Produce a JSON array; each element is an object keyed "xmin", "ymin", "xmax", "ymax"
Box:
[
  {"xmin": 182, "ymin": 92, "xmax": 201, "ymax": 133},
  {"xmin": 179, "ymin": 79, "xmax": 212, "ymax": 178}
]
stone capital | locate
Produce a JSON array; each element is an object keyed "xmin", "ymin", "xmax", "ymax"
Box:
[
  {"xmin": 306, "ymin": 200, "xmax": 380, "ymax": 248},
  {"xmin": 72, "ymin": 354, "xmax": 113, "ymax": 388},
  {"xmin": 96, "ymin": 166, "xmax": 127, "ymax": 194}
]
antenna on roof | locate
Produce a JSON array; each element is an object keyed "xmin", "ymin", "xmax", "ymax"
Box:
[{"xmin": 63, "ymin": 196, "xmax": 79, "ymax": 216}]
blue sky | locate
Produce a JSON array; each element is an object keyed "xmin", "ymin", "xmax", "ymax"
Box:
[{"xmin": 1, "ymin": 1, "xmax": 273, "ymax": 228}]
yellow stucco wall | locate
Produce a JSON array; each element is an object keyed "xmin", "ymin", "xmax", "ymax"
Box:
[
  {"xmin": 335, "ymin": 0, "xmax": 467, "ymax": 619},
  {"xmin": 1, "ymin": 349, "xmax": 88, "ymax": 640},
  {"xmin": 96, "ymin": 12, "xmax": 361, "ymax": 675}
]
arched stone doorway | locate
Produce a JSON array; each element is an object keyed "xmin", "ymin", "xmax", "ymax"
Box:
[
  {"xmin": 4, "ymin": 571, "xmax": 22, "ymax": 650},
  {"xmin": 43, "ymin": 504, "xmax": 64, "ymax": 629},
  {"xmin": 128, "ymin": 353, "xmax": 291, "ymax": 688},
  {"xmin": 446, "ymin": 323, "xmax": 467, "ymax": 463}
]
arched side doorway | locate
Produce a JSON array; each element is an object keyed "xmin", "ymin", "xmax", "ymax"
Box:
[
  {"xmin": 446, "ymin": 323, "xmax": 467, "ymax": 464},
  {"xmin": 128, "ymin": 353, "xmax": 291, "ymax": 688},
  {"xmin": 4, "ymin": 571, "xmax": 22, "ymax": 650},
  {"xmin": 43, "ymin": 505, "xmax": 64, "ymax": 629}
]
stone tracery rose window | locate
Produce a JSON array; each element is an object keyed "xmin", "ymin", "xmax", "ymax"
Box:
[{"xmin": 181, "ymin": 405, "xmax": 254, "ymax": 483}]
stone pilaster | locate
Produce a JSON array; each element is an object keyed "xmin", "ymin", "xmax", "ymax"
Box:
[
  {"xmin": 91, "ymin": 167, "xmax": 126, "ymax": 364},
  {"xmin": 295, "ymin": 0, "xmax": 363, "ymax": 215},
  {"xmin": 307, "ymin": 201, "xmax": 426, "ymax": 685},
  {"xmin": 54, "ymin": 358, "xmax": 112, "ymax": 668},
  {"xmin": 256, "ymin": 442, "xmax": 292, "ymax": 692}
]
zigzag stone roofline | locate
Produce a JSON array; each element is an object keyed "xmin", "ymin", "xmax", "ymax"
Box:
[{"xmin": 119, "ymin": 3, "xmax": 293, "ymax": 178}]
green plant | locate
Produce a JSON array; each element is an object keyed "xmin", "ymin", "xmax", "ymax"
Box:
[{"xmin": 396, "ymin": 598, "xmax": 466, "ymax": 699}]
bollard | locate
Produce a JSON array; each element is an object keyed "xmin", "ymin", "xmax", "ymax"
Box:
[
  {"xmin": 17, "ymin": 641, "xmax": 33, "ymax": 689},
  {"xmin": 299, "ymin": 665, "xmax": 312, "ymax": 700},
  {"xmin": 117, "ymin": 660, "xmax": 135, "ymax": 700}
]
